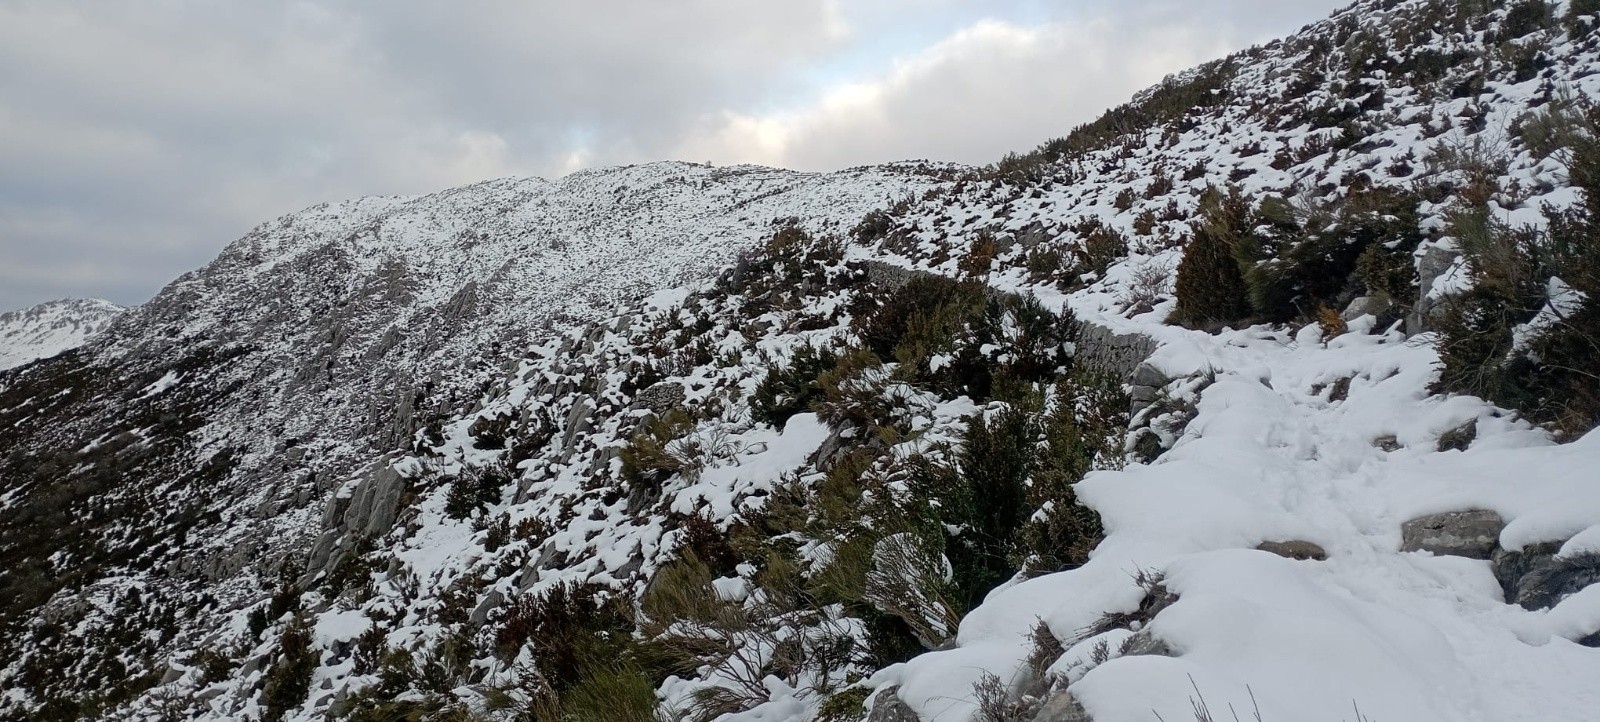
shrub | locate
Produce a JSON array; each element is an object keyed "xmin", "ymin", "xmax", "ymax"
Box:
[
  {"xmin": 443, "ymin": 465, "xmax": 510, "ymax": 520},
  {"xmin": 620, "ymin": 408, "xmax": 699, "ymax": 490},
  {"xmin": 495, "ymin": 583, "xmax": 624, "ymax": 669},
  {"xmin": 558, "ymin": 664, "xmax": 660, "ymax": 722},
  {"xmin": 1433, "ymin": 132, "xmax": 1600, "ymax": 435},
  {"xmin": 959, "ymin": 231, "xmax": 1001, "ymax": 277},
  {"xmin": 1017, "ymin": 375, "xmax": 1119, "ymax": 575},
  {"xmin": 1570, "ymin": 0, "xmax": 1600, "ymax": 36},
  {"xmin": 1518, "ymin": 97, "xmax": 1589, "ymax": 161},
  {"xmin": 1244, "ymin": 188, "xmax": 1422, "ymax": 321},
  {"xmin": 852, "ymin": 274, "xmax": 970, "ymax": 360},
  {"xmin": 750, "ymin": 343, "xmax": 839, "ymax": 428},
  {"xmin": 262, "ymin": 616, "xmax": 318, "ymax": 722},
  {"xmin": 1171, "ymin": 188, "xmax": 1253, "ymax": 328},
  {"xmin": 1077, "ymin": 222, "xmax": 1130, "ymax": 279},
  {"xmin": 816, "ymin": 688, "xmax": 872, "ymax": 722},
  {"xmin": 1502, "ymin": 0, "xmax": 1554, "ymax": 38},
  {"xmin": 1317, "ymin": 304, "xmax": 1349, "ymax": 341}
]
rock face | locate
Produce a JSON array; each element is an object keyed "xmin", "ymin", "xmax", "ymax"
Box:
[{"xmin": 1400, "ymin": 510, "xmax": 1505, "ymax": 559}]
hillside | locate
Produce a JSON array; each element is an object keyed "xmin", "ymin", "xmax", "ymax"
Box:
[
  {"xmin": 2, "ymin": 1, "xmax": 1599, "ymax": 721},
  {"xmin": 0, "ymin": 299, "xmax": 124, "ymax": 371}
]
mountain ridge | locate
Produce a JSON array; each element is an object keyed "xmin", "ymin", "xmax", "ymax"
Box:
[
  {"xmin": 3, "ymin": 1, "xmax": 1600, "ymax": 721},
  {"xmin": 0, "ymin": 298, "xmax": 125, "ymax": 372}
]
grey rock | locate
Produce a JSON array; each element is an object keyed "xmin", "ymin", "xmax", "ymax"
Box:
[
  {"xmin": 1437, "ymin": 419, "xmax": 1477, "ymax": 452},
  {"xmin": 1509, "ymin": 551, "xmax": 1600, "ymax": 611},
  {"xmin": 1408, "ymin": 244, "xmax": 1461, "ymax": 335},
  {"xmin": 1400, "ymin": 509, "xmax": 1504, "ymax": 559},
  {"xmin": 867, "ymin": 686, "xmax": 921, "ymax": 722},
  {"xmin": 1342, "ymin": 295, "xmax": 1391, "ymax": 321},
  {"xmin": 1256, "ymin": 540, "xmax": 1328, "ymax": 561},
  {"xmin": 1130, "ymin": 362, "xmax": 1168, "ymax": 389},
  {"xmin": 306, "ymin": 530, "xmax": 342, "ymax": 575},
  {"xmin": 1033, "ymin": 690, "xmax": 1093, "ymax": 722},
  {"xmin": 341, "ymin": 465, "xmax": 406, "ymax": 537},
  {"xmin": 1373, "ymin": 435, "xmax": 1401, "ymax": 452},
  {"xmin": 471, "ymin": 589, "xmax": 505, "ymax": 626},
  {"xmin": 634, "ymin": 381, "xmax": 685, "ymax": 414}
]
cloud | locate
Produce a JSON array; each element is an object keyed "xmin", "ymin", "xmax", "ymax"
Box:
[{"xmin": 0, "ymin": 0, "xmax": 1346, "ymax": 311}]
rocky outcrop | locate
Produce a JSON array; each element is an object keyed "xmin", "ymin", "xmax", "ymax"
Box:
[{"xmin": 330, "ymin": 464, "xmax": 408, "ymax": 538}]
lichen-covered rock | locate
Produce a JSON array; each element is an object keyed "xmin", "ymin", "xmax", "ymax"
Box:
[
  {"xmin": 1400, "ymin": 509, "xmax": 1504, "ymax": 559},
  {"xmin": 634, "ymin": 381, "xmax": 685, "ymax": 414}
]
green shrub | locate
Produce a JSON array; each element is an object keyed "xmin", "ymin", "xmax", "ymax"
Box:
[
  {"xmin": 1502, "ymin": 0, "xmax": 1554, "ymax": 38},
  {"xmin": 1570, "ymin": 0, "xmax": 1600, "ymax": 36},
  {"xmin": 1172, "ymin": 188, "xmax": 1253, "ymax": 328},
  {"xmin": 620, "ymin": 408, "xmax": 699, "ymax": 490},
  {"xmin": 1017, "ymin": 375, "xmax": 1120, "ymax": 575},
  {"xmin": 1433, "ymin": 130, "xmax": 1600, "ymax": 435},
  {"xmin": 1242, "ymin": 187, "xmax": 1422, "ymax": 321},
  {"xmin": 493, "ymin": 582, "xmax": 634, "ymax": 691},
  {"xmin": 444, "ymin": 465, "xmax": 510, "ymax": 520},
  {"xmin": 751, "ymin": 344, "xmax": 839, "ymax": 428},
  {"xmin": 559, "ymin": 664, "xmax": 660, "ymax": 722},
  {"xmin": 262, "ymin": 616, "xmax": 318, "ymax": 722},
  {"xmin": 1078, "ymin": 223, "xmax": 1130, "ymax": 279},
  {"xmin": 852, "ymin": 274, "xmax": 971, "ymax": 360},
  {"xmin": 817, "ymin": 688, "xmax": 872, "ymax": 722}
]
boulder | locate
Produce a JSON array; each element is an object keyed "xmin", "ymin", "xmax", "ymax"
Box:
[
  {"xmin": 867, "ymin": 686, "xmax": 921, "ymax": 722},
  {"xmin": 1256, "ymin": 540, "xmax": 1328, "ymax": 561},
  {"xmin": 1509, "ymin": 551, "xmax": 1600, "ymax": 611},
  {"xmin": 1400, "ymin": 509, "xmax": 1504, "ymax": 559},
  {"xmin": 1342, "ymin": 295, "xmax": 1391, "ymax": 321}
]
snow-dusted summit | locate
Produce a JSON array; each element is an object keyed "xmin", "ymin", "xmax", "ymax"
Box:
[{"xmin": 0, "ymin": 298, "xmax": 124, "ymax": 371}]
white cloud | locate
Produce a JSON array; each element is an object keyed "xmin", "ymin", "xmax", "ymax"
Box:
[{"xmin": 0, "ymin": 0, "xmax": 1347, "ymax": 311}]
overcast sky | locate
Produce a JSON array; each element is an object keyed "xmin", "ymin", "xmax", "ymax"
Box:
[{"xmin": 0, "ymin": 0, "xmax": 1348, "ymax": 311}]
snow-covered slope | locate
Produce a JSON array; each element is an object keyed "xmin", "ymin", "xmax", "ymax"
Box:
[
  {"xmin": 3, "ymin": 1, "xmax": 1600, "ymax": 721},
  {"xmin": 0, "ymin": 298, "xmax": 123, "ymax": 371}
]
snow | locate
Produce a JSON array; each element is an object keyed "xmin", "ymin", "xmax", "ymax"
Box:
[
  {"xmin": 0, "ymin": 298, "xmax": 123, "ymax": 371},
  {"xmin": 20, "ymin": 2, "xmax": 1600, "ymax": 720},
  {"xmin": 879, "ymin": 319, "xmax": 1600, "ymax": 722}
]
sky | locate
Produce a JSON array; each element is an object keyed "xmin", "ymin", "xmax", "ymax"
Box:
[{"xmin": 0, "ymin": 0, "xmax": 1348, "ymax": 312}]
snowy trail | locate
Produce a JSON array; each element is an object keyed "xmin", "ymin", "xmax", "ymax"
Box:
[{"xmin": 878, "ymin": 313, "xmax": 1600, "ymax": 722}]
